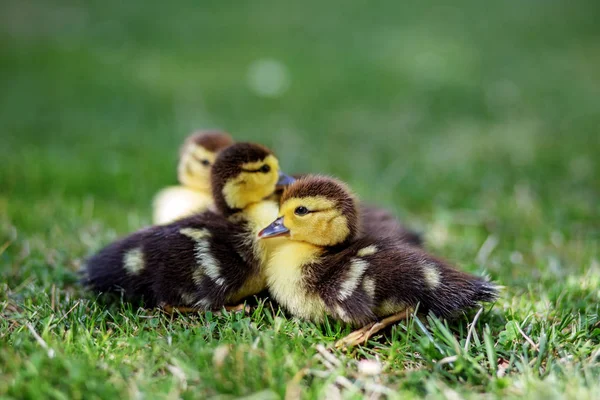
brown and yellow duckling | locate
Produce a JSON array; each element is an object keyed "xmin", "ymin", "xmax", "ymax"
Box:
[
  {"xmin": 82, "ymin": 143, "xmax": 295, "ymax": 311},
  {"xmin": 259, "ymin": 176, "xmax": 498, "ymax": 346},
  {"xmin": 153, "ymin": 130, "xmax": 234, "ymax": 225}
]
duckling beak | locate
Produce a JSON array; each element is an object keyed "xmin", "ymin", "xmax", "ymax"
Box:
[
  {"xmin": 276, "ymin": 171, "xmax": 296, "ymax": 189},
  {"xmin": 258, "ymin": 217, "xmax": 290, "ymax": 239}
]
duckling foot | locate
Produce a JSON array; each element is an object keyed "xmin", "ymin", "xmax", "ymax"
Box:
[{"xmin": 335, "ymin": 309, "xmax": 411, "ymax": 348}]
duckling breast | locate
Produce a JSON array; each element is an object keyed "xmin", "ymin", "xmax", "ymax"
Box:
[{"xmin": 265, "ymin": 241, "xmax": 327, "ymax": 322}]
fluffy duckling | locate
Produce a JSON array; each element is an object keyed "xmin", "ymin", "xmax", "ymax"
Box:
[
  {"xmin": 82, "ymin": 143, "xmax": 295, "ymax": 311},
  {"xmin": 153, "ymin": 130, "xmax": 234, "ymax": 224},
  {"xmin": 259, "ymin": 176, "xmax": 498, "ymax": 346}
]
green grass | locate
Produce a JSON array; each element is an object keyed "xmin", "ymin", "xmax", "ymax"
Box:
[{"xmin": 1, "ymin": 0, "xmax": 599, "ymax": 398}]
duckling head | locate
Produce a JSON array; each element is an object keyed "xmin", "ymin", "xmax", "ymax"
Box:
[
  {"xmin": 211, "ymin": 143, "xmax": 295, "ymax": 215},
  {"xmin": 177, "ymin": 130, "xmax": 235, "ymax": 191},
  {"xmin": 259, "ymin": 176, "xmax": 359, "ymax": 246}
]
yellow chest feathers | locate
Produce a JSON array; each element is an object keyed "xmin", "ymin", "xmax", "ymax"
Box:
[
  {"xmin": 265, "ymin": 241, "xmax": 327, "ymax": 322},
  {"xmin": 225, "ymin": 200, "xmax": 282, "ymax": 302},
  {"xmin": 233, "ymin": 200, "xmax": 282, "ymax": 263}
]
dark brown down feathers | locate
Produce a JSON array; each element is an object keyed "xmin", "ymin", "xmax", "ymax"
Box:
[
  {"xmin": 269, "ymin": 176, "xmax": 497, "ymax": 326},
  {"xmin": 81, "ymin": 211, "xmax": 259, "ymax": 308},
  {"xmin": 306, "ymin": 237, "xmax": 498, "ymax": 326}
]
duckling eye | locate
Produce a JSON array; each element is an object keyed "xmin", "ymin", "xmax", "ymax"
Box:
[
  {"xmin": 192, "ymin": 154, "xmax": 211, "ymax": 167},
  {"xmin": 294, "ymin": 206, "xmax": 309, "ymax": 216},
  {"xmin": 259, "ymin": 165, "xmax": 271, "ymax": 173}
]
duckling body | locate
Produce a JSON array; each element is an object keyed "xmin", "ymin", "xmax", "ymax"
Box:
[
  {"xmin": 83, "ymin": 143, "xmax": 292, "ymax": 310},
  {"xmin": 260, "ymin": 176, "xmax": 498, "ymax": 330},
  {"xmin": 266, "ymin": 236, "xmax": 495, "ymax": 326},
  {"xmin": 153, "ymin": 131, "xmax": 234, "ymax": 225}
]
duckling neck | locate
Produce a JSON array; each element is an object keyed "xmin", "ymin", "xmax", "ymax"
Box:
[
  {"xmin": 239, "ymin": 200, "xmax": 281, "ymax": 231},
  {"xmin": 264, "ymin": 240, "xmax": 327, "ymax": 321},
  {"xmin": 229, "ymin": 200, "xmax": 281, "ymax": 263}
]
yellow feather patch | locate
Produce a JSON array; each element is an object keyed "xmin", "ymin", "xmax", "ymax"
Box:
[
  {"xmin": 180, "ymin": 292, "xmax": 196, "ymax": 305},
  {"xmin": 179, "ymin": 228, "xmax": 223, "ymax": 286},
  {"xmin": 357, "ymin": 245, "xmax": 378, "ymax": 257},
  {"xmin": 338, "ymin": 258, "xmax": 369, "ymax": 301},
  {"xmin": 265, "ymin": 240, "xmax": 326, "ymax": 322},
  {"xmin": 362, "ymin": 276, "xmax": 376, "ymax": 299},
  {"xmin": 278, "ymin": 196, "xmax": 350, "ymax": 246},
  {"xmin": 123, "ymin": 248, "xmax": 144, "ymax": 274},
  {"xmin": 223, "ymin": 200, "xmax": 281, "ymax": 303},
  {"xmin": 194, "ymin": 297, "xmax": 211, "ymax": 309},
  {"xmin": 335, "ymin": 305, "xmax": 351, "ymax": 323},
  {"xmin": 180, "ymin": 227, "xmax": 211, "ymax": 241},
  {"xmin": 375, "ymin": 299, "xmax": 407, "ymax": 317},
  {"xmin": 422, "ymin": 262, "xmax": 441, "ymax": 289}
]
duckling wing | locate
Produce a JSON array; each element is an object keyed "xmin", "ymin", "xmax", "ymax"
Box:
[
  {"xmin": 150, "ymin": 213, "xmax": 259, "ymax": 309},
  {"xmin": 311, "ymin": 238, "xmax": 498, "ymax": 325},
  {"xmin": 82, "ymin": 211, "xmax": 260, "ymax": 310},
  {"xmin": 357, "ymin": 240, "xmax": 498, "ymax": 319},
  {"xmin": 303, "ymin": 246, "xmax": 379, "ymax": 327}
]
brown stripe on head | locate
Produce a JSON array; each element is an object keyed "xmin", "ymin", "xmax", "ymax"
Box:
[{"xmin": 180, "ymin": 130, "xmax": 234, "ymax": 155}]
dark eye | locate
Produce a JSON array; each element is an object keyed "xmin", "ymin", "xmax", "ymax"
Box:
[
  {"xmin": 193, "ymin": 154, "xmax": 211, "ymax": 166},
  {"xmin": 260, "ymin": 165, "xmax": 271, "ymax": 173},
  {"xmin": 294, "ymin": 206, "xmax": 309, "ymax": 216}
]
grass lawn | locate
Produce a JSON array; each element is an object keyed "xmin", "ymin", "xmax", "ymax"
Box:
[{"xmin": 1, "ymin": 0, "xmax": 599, "ymax": 398}]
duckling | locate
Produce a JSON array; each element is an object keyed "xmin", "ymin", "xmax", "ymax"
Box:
[
  {"xmin": 259, "ymin": 176, "xmax": 498, "ymax": 347},
  {"xmin": 153, "ymin": 130, "xmax": 234, "ymax": 224},
  {"xmin": 82, "ymin": 143, "xmax": 295, "ymax": 311}
]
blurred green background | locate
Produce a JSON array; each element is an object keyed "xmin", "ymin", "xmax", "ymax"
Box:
[{"xmin": 1, "ymin": 0, "xmax": 599, "ymax": 397}]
